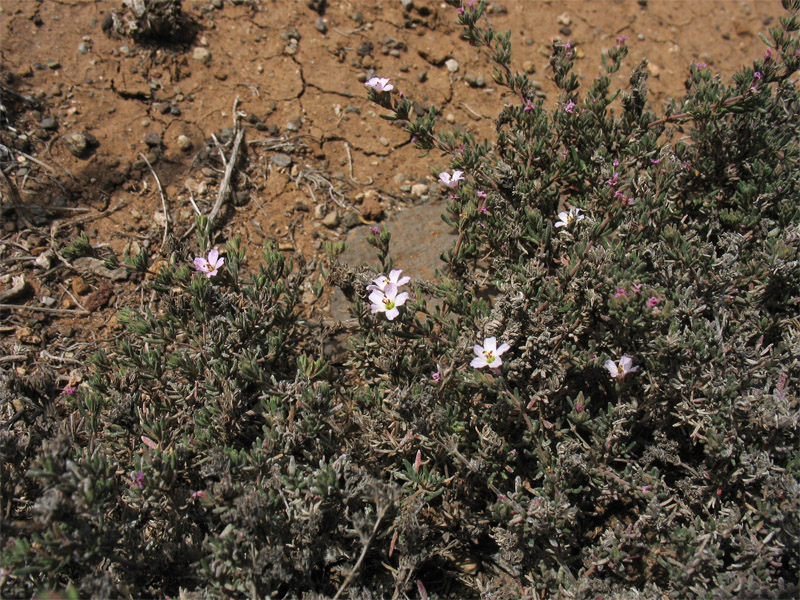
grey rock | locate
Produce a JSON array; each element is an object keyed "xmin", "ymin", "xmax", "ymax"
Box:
[
  {"xmin": 445, "ymin": 58, "xmax": 459, "ymax": 73},
  {"xmin": 271, "ymin": 153, "xmax": 293, "ymax": 168},
  {"xmin": 342, "ymin": 212, "xmax": 361, "ymax": 229},
  {"xmin": 39, "ymin": 116, "xmax": 58, "ymax": 130},
  {"xmin": 73, "ymin": 257, "xmax": 128, "ymax": 281},
  {"xmin": 315, "ymin": 16, "xmax": 327, "ymax": 33},
  {"xmin": 145, "ymin": 131, "xmax": 162, "ymax": 147}
]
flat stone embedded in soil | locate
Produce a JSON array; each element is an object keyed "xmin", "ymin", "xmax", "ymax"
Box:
[
  {"xmin": 271, "ymin": 153, "xmax": 293, "ymax": 168},
  {"xmin": 329, "ymin": 201, "xmax": 456, "ymax": 323}
]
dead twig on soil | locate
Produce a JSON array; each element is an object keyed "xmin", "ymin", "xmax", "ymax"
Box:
[
  {"xmin": 344, "ymin": 141, "xmax": 373, "ymax": 186},
  {"xmin": 138, "ymin": 152, "xmax": 169, "ymax": 250},
  {"xmin": 0, "ymin": 166, "xmax": 22, "ymax": 205},
  {"xmin": 207, "ymin": 126, "xmax": 244, "ymax": 233},
  {"xmin": 331, "ymin": 501, "xmax": 389, "ymax": 600},
  {"xmin": 0, "ymin": 303, "xmax": 90, "ymax": 315}
]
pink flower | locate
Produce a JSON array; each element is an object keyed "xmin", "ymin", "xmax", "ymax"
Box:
[
  {"xmin": 367, "ymin": 269, "xmax": 410, "ymax": 292},
  {"xmin": 563, "ymin": 99, "xmax": 576, "ymax": 114},
  {"xmin": 193, "ymin": 248, "xmax": 225, "ymax": 278},
  {"xmin": 439, "ymin": 170, "xmax": 464, "ymax": 188},
  {"xmin": 369, "ymin": 283, "xmax": 409, "ymax": 321},
  {"xmin": 432, "ymin": 371, "xmax": 441, "ymax": 383},
  {"xmin": 764, "ymin": 48, "xmax": 773, "ymax": 60},
  {"xmin": 523, "ymin": 98, "xmax": 534, "ymax": 111},
  {"xmin": 365, "ymin": 77, "xmax": 394, "ymax": 92},
  {"xmin": 614, "ymin": 287, "xmax": 627, "ymax": 298},
  {"xmin": 133, "ymin": 471, "xmax": 145, "ymax": 489},
  {"xmin": 646, "ymin": 296, "xmax": 660, "ymax": 308},
  {"xmin": 632, "ymin": 283, "xmax": 642, "ymax": 294},
  {"xmin": 616, "ymin": 35, "xmax": 628, "ymax": 45},
  {"xmin": 753, "ymin": 71, "xmax": 763, "ymax": 80},
  {"xmin": 63, "ymin": 386, "xmax": 77, "ymax": 395},
  {"xmin": 371, "ymin": 225, "xmax": 380, "ymax": 235},
  {"xmin": 479, "ymin": 205, "xmax": 488, "ymax": 214},
  {"xmin": 476, "ymin": 190, "xmax": 487, "ymax": 199},
  {"xmin": 471, "ymin": 337, "xmax": 511, "ymax": 369},
  {"xmin": 604, "ymin": 356, "xmax": 639, "ymax": 379}
]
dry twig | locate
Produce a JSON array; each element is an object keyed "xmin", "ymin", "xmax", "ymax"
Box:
[{"xmin": 138, "ymin": 152, "xmax": 169, "ymax": 250}]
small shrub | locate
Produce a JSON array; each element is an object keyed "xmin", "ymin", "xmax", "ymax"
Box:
[{"xmin": 2, "ymin": 1, "xmax": 799, "ymax": 597}]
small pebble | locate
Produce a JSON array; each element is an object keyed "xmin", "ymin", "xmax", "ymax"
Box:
[
  {"xmin": 144, "ymin": 131, "xmax": 162, "ymax": 147},
  {"xmin": 72, "ymin": 276, "xmax": 90, "ymax": 295},
  {"xmin": 411, "ymin": 183, "xmax": 428, "ymax": 197},
  {"xmin": 271, "ymin": 153, "xmax": 293, "ymax": 168},
  {"xmin": 192, "ymin": 47, "xmax": 211, "ymax": 65},
  {"xmin": 322, "ymin": 211, "xmax": 340, "ymax": 228},
  {"xmin": 176, "ymin": 135, "xmax": 192, "ymax": 151},
  {"xmin": 39, "ymin": 116, "xmax": 58, "ymax": 130},
  {"xmin": 445, "ymin": 58, "xmax": 459, "ymax": 73}
]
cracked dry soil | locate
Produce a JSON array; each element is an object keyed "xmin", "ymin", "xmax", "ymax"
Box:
[{"xmin": 0, "ymin": 0, "xmax": 785, "ymax": 385}]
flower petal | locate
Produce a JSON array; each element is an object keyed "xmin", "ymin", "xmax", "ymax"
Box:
[
  {"xmin": 208, "ymin": 249, "xmax": 219, "ymax": 263},
  {"xmin": 471, "ymin": 356, "xmax": 487, "ymax": 368},
  {"xmin": 496, "ymin": 343, "xmax": 510, "ymax": 356},
  {"xmin": 394, "ymin": 292, "xmax": 409, "ymax": 306},
  {"xmin": 604, "ymin": 359, "xmax": 619, "ymax": 377},
  {"xmin": 483, "ymin": 337, "xmax": 497, "ymax": 352}
]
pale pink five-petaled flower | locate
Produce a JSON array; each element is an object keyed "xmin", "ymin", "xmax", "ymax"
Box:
[
  {"xmin": 471, "ymin": 337, "xmax": 511, "ymax": 369},
  {"xmin": 365, "ymin": 77, "xmax": 394, "ymax": 92},
  {"xmin": 605, "ymin": 356, "xmax": 639, "ymax": 379},
  {"xmin": 438, "ymin": 170, "xmax": 464, "ymax": 188},
  {"xmin": 193, "ymin": 249, "xmax": 225, "ymax": 278},
  {"xmin": 369, "ymin": 283, "xmax": 409, "ymax": 321},
  {"xmin": 367, "ymin": 269, "xmax": 410, "ymax": 292},
  {"xmin": 554, "ymin": 206, "xmax": 585, "ymax": 228}
]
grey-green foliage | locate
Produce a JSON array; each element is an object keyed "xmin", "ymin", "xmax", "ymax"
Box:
[{"xmin": 2, "ymin": 1, "xmax": 799, "ymax": 598}]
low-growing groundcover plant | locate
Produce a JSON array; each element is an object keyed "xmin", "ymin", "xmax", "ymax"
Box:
[{"xmin": 3, "ymin": 0, "xmax": 800, "ymax": 597}]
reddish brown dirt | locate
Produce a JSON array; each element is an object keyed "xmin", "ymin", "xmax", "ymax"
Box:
[{"xmin": 0, "ymin": 0, "xmax": 786, "ymax": 386}]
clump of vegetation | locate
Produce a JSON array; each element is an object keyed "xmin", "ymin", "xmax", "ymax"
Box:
[{"xmin": 3, "ymin": 0, "xmax": 799, "ymax": 597}]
